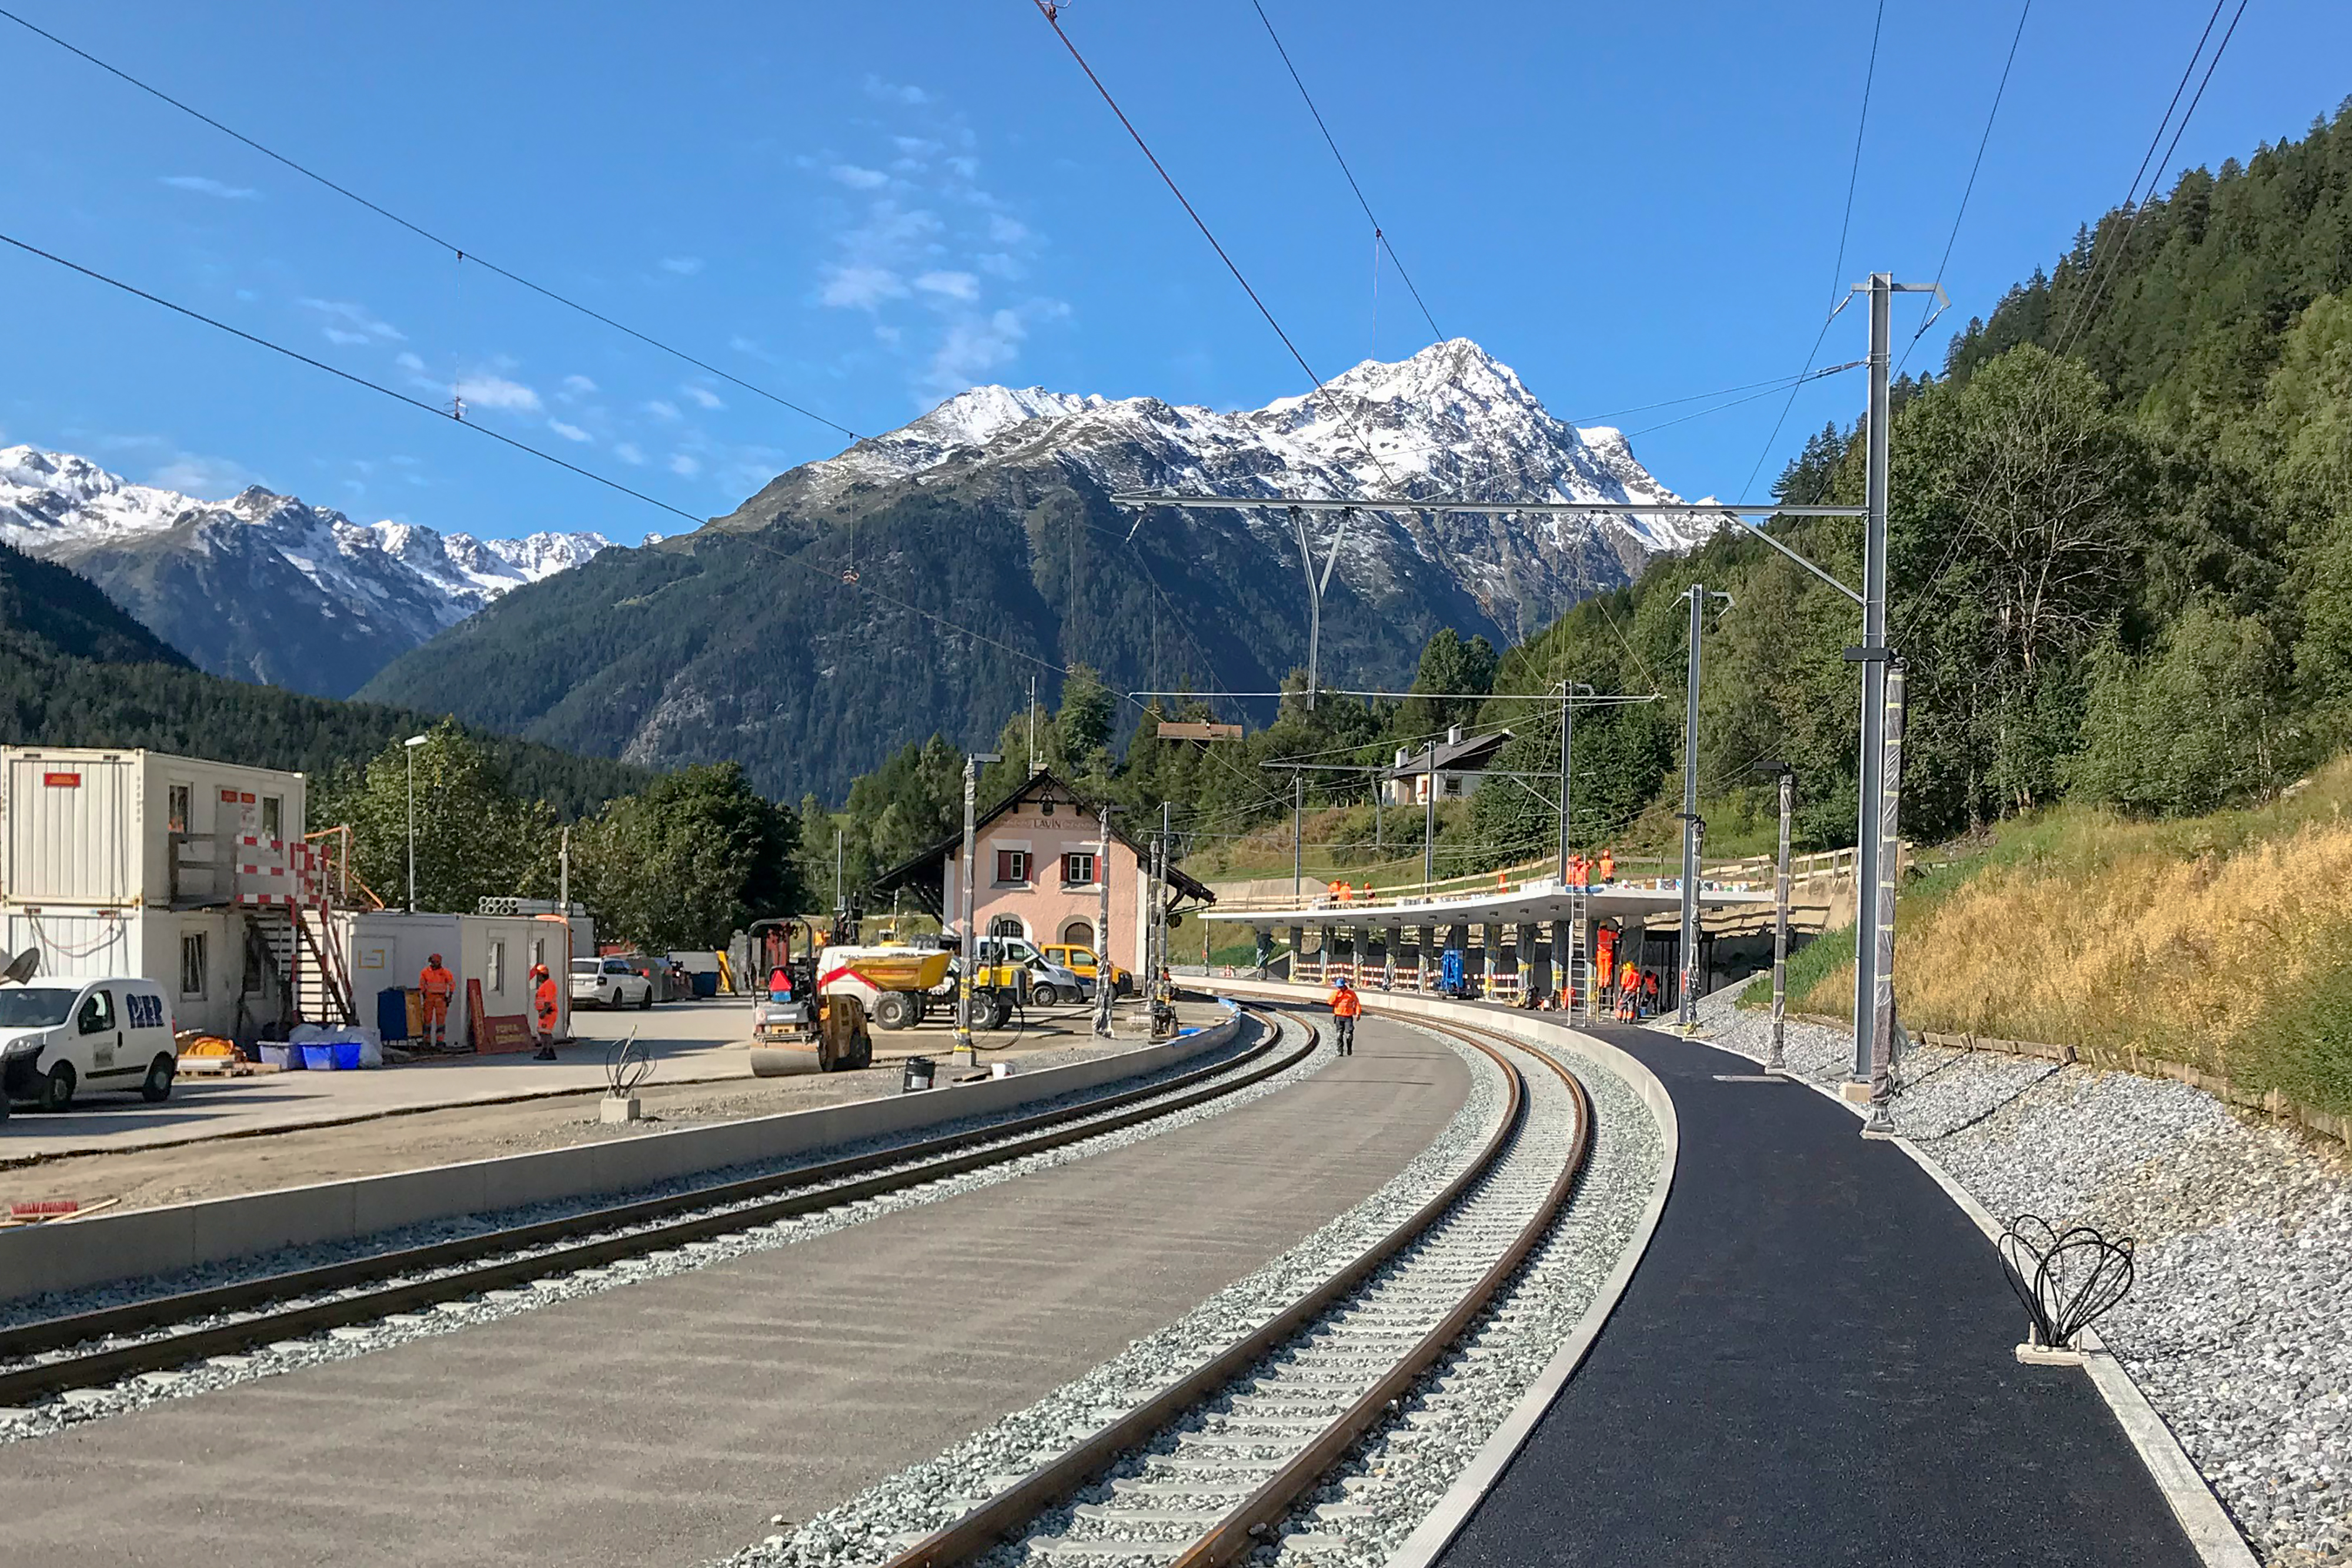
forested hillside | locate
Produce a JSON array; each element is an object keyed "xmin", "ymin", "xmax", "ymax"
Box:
[
  {"xmin": 820, "ymin": 99, "xmax": 2352, "ymax": 886},
  {"xmin": 1, "ymin": 543, "xmax": 650, "ymax": 818}
]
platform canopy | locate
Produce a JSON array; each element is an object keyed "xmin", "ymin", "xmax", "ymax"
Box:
[{"xmin": 1201, "ymin": 874, "xmax": 1773, "ymax": 931}]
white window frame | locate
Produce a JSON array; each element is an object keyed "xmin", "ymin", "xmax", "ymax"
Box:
[
  {"xmin": 180, "ymin": 931, "xmax": 209, "ymax": 999},
  {"xmin": 260, "ymin": 795, "xmax": 283, "ymax": 840},
  {"xmin": 489, "ymin": 941, "xmax": 506, "ymax": 995},
  {"xmin": 1062, "ymin": 851, "xmax": 1097, "ymax": 887},
  {"xmin": 168, "ymin": 782, "xmax": 192, "ymax": 834},
  {"xmin": 995, "ymin": 848, "xmax": 1031, "ymax": 886}
]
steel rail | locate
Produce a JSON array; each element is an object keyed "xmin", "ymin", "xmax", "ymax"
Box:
[
  {"xmin": 882, "ymin": 1011, "xmax": 1591, "ymax": 1568},
  {"xmin": 0, "ymin": 1009, "xmax": 1311, "ymax": 1405}
]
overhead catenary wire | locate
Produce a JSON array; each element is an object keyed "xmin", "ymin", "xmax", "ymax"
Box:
[
  {"xmin": 0, "ymin": 4, "xmax": 865, "ymax": 443},
  {"xmin": 1895, "ymin": 0, "xmax": 2033, "ymax": 376},
  {"xmin": 1030, "ymin": 1, "xmax": 1498, "ymax": 615},
  {"xmin": 1246, "ymin": 0, "xmax": 1444, "ymax": 345},
  {"xmin": 2055, "ymin": 0, "xmax": 2249, "ymax": 360},
  {"xmin": 1737, "ymin": 0, "xmax": 1889, "ymax": 502}
]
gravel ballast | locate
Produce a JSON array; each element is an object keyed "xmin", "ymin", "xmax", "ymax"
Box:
[
  {"xmin": 711, "ymin": 1022, "xmax": 1665, "ymax": 1568},
  {"xmin": 0, "ymin": 1015, "xmax": 1329, "ymax": 1445},
  {"xmin": 1700, "ymin": 991, "xmax": 2350, "ymax": 1568}
]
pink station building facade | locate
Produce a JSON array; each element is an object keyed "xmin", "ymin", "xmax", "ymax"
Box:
[{"xmin": 872, "ymin": 772, "xmax": 1212, "ymax": 972}]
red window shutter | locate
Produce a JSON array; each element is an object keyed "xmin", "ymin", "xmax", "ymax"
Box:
[{"xmin": 996, "ymin": 850, "xmax": 1014, "ymax": 882}]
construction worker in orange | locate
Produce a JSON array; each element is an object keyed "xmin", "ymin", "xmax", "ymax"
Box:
[
  {"xmin": 1327, "ymin": 974, "xmax": 1362, "ymax": 1056},
  {"xmin": 419, "ymin": 953, "xmax": 456, "ymax": 1049},
  {"xmin": 1598, "ymin": 848, "xmax": 1616, "ymax": 884},
  {"xmin": 530, "ymin": 962, "xmax": 560, "ymax": 1061},
  {"xmin": 1617, "ymin": 958, "xmax": 1640, "ymax": 1021}
]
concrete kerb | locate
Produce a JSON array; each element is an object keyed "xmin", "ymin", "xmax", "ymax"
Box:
[
  {"xmin": 0, "ymin": 1008, "xmax": 1246, "ymax": 1306},
  {"xmin": 1675, "ymin": 1019, "xmax": 2260, "ymax": 1568},
  {"xmin": 1201, "ymin": 979, "xmax": 1678, "ymax": 1568}
]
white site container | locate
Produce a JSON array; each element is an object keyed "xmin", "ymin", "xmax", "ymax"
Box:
[
  {"xmin": 3, "ymin": 747, "xmax": 310, "ymax": 1039},
  {"xmin": 458, "ymin": 913, "xmax": 573, "ymax": 1041},
  {"xmin": 336, "ymin": 910, "xmax": 466, "ymax": 1048}
]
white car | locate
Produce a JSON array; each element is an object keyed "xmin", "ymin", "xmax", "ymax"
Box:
[
  {"xmin": 1, "ymin": 975, "xmax": 178, "ymax": 1112},
  {"xmin": 571, "ymin": 957, "xmax": 655, "ymax": 1009}
]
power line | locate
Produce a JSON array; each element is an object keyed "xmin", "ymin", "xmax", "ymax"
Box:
[
  {"xmin": 1030, "ymin": 1, "xmax": 1496, "ymax": 615},
  {"xmin": 2056, "ymin": 0, "xmax": 2248, "ymax": 360},
  {"xmin": 1623, "ymin": 362, "xmax": 1864, "ymax": 439},
  {"xmin": 1738, "ymin": 0, "xmax": 1889, "ymax": 501},
  {"xmin": 1896, "ymin": 0, "xmax": 2033, "ymax": 376},
  {"xmin": 0, "ymin": 4, "xmax": 866, "ymax": 444},
  {"xmin": 1247, "ymin": 0, "xmax": 1444, "ymax": 345}
]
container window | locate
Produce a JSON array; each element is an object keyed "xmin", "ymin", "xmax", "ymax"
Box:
[
  {"xmin": 489, "ymin": 941, "xmax": 506, "ymax": 994},
  {"xmin": 168, "ymin": 784, "xmax": 191, "ymax": 834},
  {"xmin": 181, "ymin": 932, "xmax": 209, "ymax": 998},
  {"xmin": 260, "ymin": 796, "xmax": 282, "ymax": 839}
]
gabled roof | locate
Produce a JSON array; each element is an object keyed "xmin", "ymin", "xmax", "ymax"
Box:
[
  {"xmin": 868, "ymin": 770, "xmax": 1216, "ymax": 904},
  {"xmin": 1381, "ymin": 728, "xmax": 1514, "ymax": 780}
]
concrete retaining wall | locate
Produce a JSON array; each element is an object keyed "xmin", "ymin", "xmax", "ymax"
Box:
[{"xmin": 0, "ymin": 1009, "xmax": 1244, "ymax": 1305}]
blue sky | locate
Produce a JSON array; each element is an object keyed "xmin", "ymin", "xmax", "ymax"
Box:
[{"xmin": 3, "ymin": 1, "xmax": 2348, "ymax": 543}]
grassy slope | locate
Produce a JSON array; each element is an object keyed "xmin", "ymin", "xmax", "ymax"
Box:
[{"xmin": 1746, "ymin": 755, "xmax": 2352, "ymax": 1115}]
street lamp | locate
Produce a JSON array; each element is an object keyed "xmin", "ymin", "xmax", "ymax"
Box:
[{"xmin": 403, "ymin": 734, "xmax": 429, "ymax": 912}]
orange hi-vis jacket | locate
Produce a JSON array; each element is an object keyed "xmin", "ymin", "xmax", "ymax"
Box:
[
  {"xmin": 419, "ymin": 963, "xmax": 456, "ymax": 1006},
  {"xmin": 534, "ymin": 976, "xmax": 560, "ymax": 1028},
  {"xmin": 1328, "ymin": 986, "xmax": 1362, "ymax": 1018}
]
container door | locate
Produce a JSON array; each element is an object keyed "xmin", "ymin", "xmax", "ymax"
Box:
[{"xmin": 5, "ymin": 755, "xmax": 139, "ymax": 905}]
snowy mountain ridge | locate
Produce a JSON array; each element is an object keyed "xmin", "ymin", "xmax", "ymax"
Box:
[
  {"xmin": 0, "ymin": 444, "xmax": 611, "ymax": 697},
  {"xmin": 787, "ymin": 338, "xmax": 1711, "ymax": 560}
]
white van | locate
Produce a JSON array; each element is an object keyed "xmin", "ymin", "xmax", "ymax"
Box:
[{"xmin": 1, "ymin": 976, "xmax": 177, "ymax": 1112}]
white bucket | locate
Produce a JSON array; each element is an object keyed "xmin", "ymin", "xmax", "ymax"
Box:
[{"xmin": 991, "ymin": 1060, "xmax": 1015, "ymax": 1079}]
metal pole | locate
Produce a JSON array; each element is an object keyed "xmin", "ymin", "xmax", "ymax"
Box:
[
  {"xmin": 1678, "ymin": 586, "xmax": 1703, "ymax": 1027},
  {"xmin": 1292, "ymin": 775, "xmax": 1304, "ymax": 899},
  {"xmin": 954, "ymin": 756, "xmax": 982, "ymax": 1061},
  {"xmin": 1557, "ymin": 682, "xmax": 1572, "ymax": 885},
  {"xmin": 1290, "ymin": 506, "xmax": 1320, "ymax": 711},
  {"xmin": 405, "ymin": 746, "xmax": 416, "ymax": 914},
  {"xmin": 1160, "ymin": 800, "xmax": 1172, "ymax": 981},
  {"xmin": 1095, "ymin": 801, "xmax": 1114, "ymax": 1038},
  {"xmin": 1423, "ymin": 746, "xmax": 1436, "ymax": 895},
  {"xmin": 559, "ymin": 826, "xmax": 570, "ymax": 915},
  {"xmin": 1770, "ymin": 768, "xmax": 1791, "ymax": 1072},
  {"xmin": 1865, "ymin": 661, "xmax": 1906, "ymax": 1134},
  {"xmin": 1853, "ymin": 271, "xmax": 1893, "ymax": 1085},
  {"xmin": 833, "ymin": 827, "xmax": 843, "ymax": 914}
]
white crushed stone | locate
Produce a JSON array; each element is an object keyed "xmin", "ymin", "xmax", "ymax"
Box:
[
  {"xmin": 711, "ymin": 1023, "xmax": 1665, "ymax": 1568},
  {"xmin": 1699, "ymin": 989, "xmax": 2351, "ymax": 1567}
]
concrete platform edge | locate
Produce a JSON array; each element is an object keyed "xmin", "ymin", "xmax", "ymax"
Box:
[
  {"xmin": 1672, "ymin": 1022, "xmax": 2260, "ymax": 1568},
  {"xmin": 1200, "ymin": 982, "xmax": 1678, "ymax": 1568},
  {"xmin": 0, "ymin": 1009, "xmax": 1244, "ymax": 1305}
]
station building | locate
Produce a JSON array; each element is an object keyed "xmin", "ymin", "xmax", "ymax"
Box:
[{"xmin": 871, "ymin": 770, "xmax": 1215, "ymax": 972}]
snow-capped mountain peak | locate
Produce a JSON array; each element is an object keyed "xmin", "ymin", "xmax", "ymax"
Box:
[{"xmin": 0, "ymin": 444, "xmax": 612, "ymax": 697}]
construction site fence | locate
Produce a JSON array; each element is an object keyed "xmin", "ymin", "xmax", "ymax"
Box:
[{"xmin": 1204, "ymin": 843, "xmax": 1872, "ymax": 916}]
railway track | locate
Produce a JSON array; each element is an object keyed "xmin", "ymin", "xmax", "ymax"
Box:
[
  {"xmin": 0, "ymin": 1008, "xmax": 1314, "ymax": 1410},
  {"xmin": 878, "ymin": 1013, "xmax": 1592, "ymax": 1567}
]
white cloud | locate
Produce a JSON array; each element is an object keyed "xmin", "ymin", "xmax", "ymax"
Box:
[
  {"xmin": 988, "ymin": 213, "xmax": 1030, "ymax": 246},
  {"xmin": 681, "ymin": 385, "xmax": 725, "ymax": 410},
  {"xmin": 160, "ymin": 175, "xmax": 258, "ymax": 200},
  {"xmin": 151, "ymin": 453, "xmax": 258, "ymax": 496},
  {"xmin": 830, "ymin": 164, "xmax": 890, "ymax": 190},
  {"xmin": 863, "ymin": 74, "xmax": 929, "ymax": 105},
  {"xmin": 614, "ymin": 442, "xmax": 645, "ymax": 465},
  {"xmin": 916, "ymin": 270, "xmax": 980, "ymax": 303},
  {"xmin": 396, "ymin": 352, "xmax": 426, "ymax": 372},
  {"xmin": 562, "ymin": 374, "xmax": 598, "ymax": 395},
  {"xmin": 923, "ymin": 308, "xmax": 1028, "ymax": 396},
  {"xmin": 548, "ymin": 419, "xmax": 592, "ymax": 442},
  {"xmin": 821, "ymin": 265, "xmax": 908, "ymax": 310},
  {"xmin": 894, "ymin": 136, "xmax": 943, "ymax": 158},
  {"xmin": 299, "ymin": 298, "xmax": 403, "ymax": 343},
  {"xmin": 946, "ymin": 155, "xmax": 979, "ymax": 179},
  {"xmin": 669, "ymin": 453, "xmax": 701, "ymax": 477},
  {"xmin": 455, "ymin": 375, "xmax": 542, "ymax": 412},
  {"xmin": 976, "ymin": 252, "xmax": 1025, "ymax": 280},
  {"xmin": 643, "ymin": 399, "xmax": 681, "ymax": 422},
  {"xmin": 659, "ymin": 256, "xmax": 704, "ymax": 275}
]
